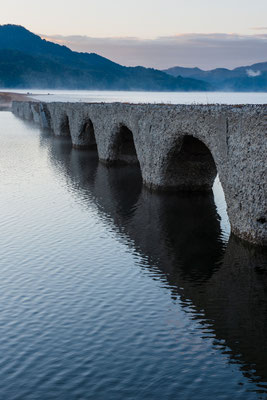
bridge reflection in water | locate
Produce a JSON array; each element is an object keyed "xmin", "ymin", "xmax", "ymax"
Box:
[{"xmin": 39, "ymin": 131, "xmax": 267, "ymax": 394}]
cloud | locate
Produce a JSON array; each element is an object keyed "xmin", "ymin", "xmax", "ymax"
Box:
[
  {"xmin": 250, "ymin": 27, "xmax": 267, "ymax": 31},
  {"xmin": 41, "ymin": 33, "xmax": 267, "ymax": 70},
  {"xmin": 246, "ymin": 69, "xmax": 262, "ymax": 77}
]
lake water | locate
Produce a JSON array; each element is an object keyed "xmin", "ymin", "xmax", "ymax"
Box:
[
  {"xmin": 2, "ymin": 88, "xmax": 267, "ymax": 104},
  {"xmin": 0, "ymin": 98, "xmax": 267, "ymax": 399}
]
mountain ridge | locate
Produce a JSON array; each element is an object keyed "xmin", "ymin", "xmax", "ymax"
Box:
[
  {"xmin": 163, "ymin": 62, "xmax": 267, "ymax": 91},
  {"xmin": 0, "ymin": 24, "xmax": 210, "ymax": 91}
]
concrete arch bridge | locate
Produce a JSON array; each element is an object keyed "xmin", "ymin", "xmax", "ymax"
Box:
[{"xmin": 12, "ymin": 101, "xmax": 266, "ymax": 246}]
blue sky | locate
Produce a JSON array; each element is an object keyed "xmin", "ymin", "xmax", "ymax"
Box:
[{"xmin": 1, "ymin": 0, "xmax": 267, "ymax": 68}]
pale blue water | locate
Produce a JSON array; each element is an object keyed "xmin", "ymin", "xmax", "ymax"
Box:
[
  {"xmin": 0, "ymin": 110, "xmax": 266, "ymax": 399},
  {"xmin": 2, "ymin": 89, "xmax": 267, "ymax": 104}
]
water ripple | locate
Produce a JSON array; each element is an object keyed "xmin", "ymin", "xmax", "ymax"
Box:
[{"xmin": 0, "ymin": 112, "xmax": 266, "ymax": 399}]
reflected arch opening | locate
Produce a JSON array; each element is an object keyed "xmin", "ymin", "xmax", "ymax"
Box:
[{"xmin": 163, "ymin": 134, "xmax": 230, "ymax": 239}]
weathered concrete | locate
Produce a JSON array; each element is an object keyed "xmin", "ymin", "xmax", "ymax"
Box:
[{"xmin": 12, "ymin": 100, "xmax": 267, "ymax": 246}]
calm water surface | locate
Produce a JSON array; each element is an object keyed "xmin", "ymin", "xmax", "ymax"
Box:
[
  {"xmin": 0, "ymin": 111, "xmax": 267, "ymax": 399},
  {"xmin": 2, "ymin": 88, "xmax": 267, "ymax": 104}
]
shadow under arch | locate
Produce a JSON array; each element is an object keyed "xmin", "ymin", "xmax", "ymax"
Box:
[
  {"xmin": 75, "ymin": 118, "xmax": 97, "ymax": 150},
  {"xmin": 27, "ymin": 106, "xmax": 34, "ymax": 122},
  {"xmin": 111, "ymin": 124, "xmax": 139, "ymax": 165},
  {"xmin": 164, "ymin": 135, "xmax": 217, "ymax": 192},
  {"xmin": 59, "ymin": 114, "xmax": 71, "ymax": 137}
]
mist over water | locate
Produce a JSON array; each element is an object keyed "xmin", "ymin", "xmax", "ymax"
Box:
[
  {"xmin": 2, "ymin": 89, "xmax": 267, "ymax": 104},
  {"xmin": 0, "ymin": 110, "xmax": 266, "ymax": 399}
]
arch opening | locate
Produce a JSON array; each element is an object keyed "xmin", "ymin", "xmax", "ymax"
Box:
[
  {"xmin": 40, "ymin": 106, "xmax": 51, "ymax": 130},
  {"xmin": 27, "ymin": 108, "xmax": 33, "ymax": 121},
  {"xmin": 112, "ymin": 125, "xmax": 139, "ymax": 165},
  {"xmin": 60, "ymin": 115, "xmax": 71, "ymax": 137},
  {"xmin": 164, "ymin": 135, "xmax": 217, "ymax": 192},
  {"xmin": 77, "ymin": 119, "xmax": 97, "ymax": 149}
]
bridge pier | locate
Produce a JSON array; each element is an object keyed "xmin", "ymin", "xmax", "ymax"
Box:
[{"xmin": 12, "ymin": 101, "xmax": 266, "ymax": 247}]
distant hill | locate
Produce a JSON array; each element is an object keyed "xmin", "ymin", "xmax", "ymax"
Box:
[
  {"xmin": 163, "ymin": 63, "xmax": 267, "ymax": 91},
  {"xmin": 0, "ymin": 25, "xmax": 210, "ymax": 91}
]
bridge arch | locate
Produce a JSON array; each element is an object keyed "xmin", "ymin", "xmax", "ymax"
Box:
[
  {"xmin": 111, "ymin": 124, "xmax": 139, "ymax": 165},
  {"xmin": 59, "ymin": 114, "xmax": 71, "ymax": 137},
  {"xmin": 162, "ymin": 134, "xmax": 217, "ymax": 192},
  {"xmin": 39, "ymin": 104, "xmax": 51, "ymax": 129},
  {"xmin": 73, "ymin": 118, "xmax": 97, "ymax": 150},
  {"xmin": 26, "ymin": 105, "xmax": 34, "ymax": 121},
  {"xmin": 12, "ymin": 100, "xmax": 266, "ymax": 246}
]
